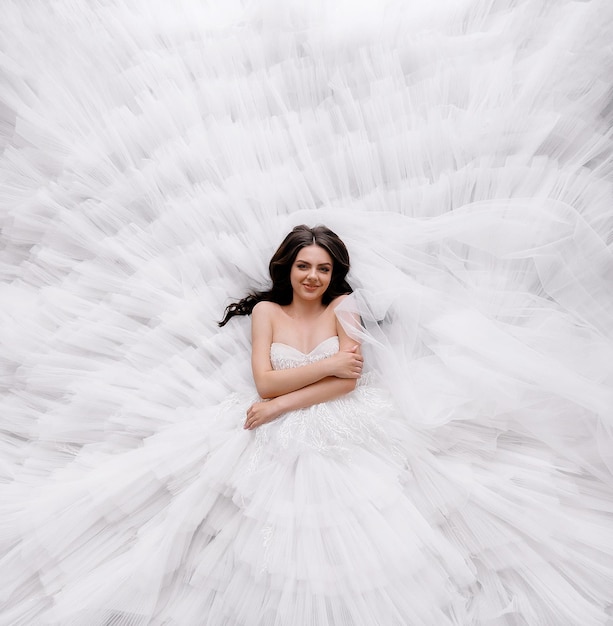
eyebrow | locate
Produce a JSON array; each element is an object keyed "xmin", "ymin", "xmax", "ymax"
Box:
[{"xmin": 295, "ymin": 259, "xmax": 332, "ymax": 267}]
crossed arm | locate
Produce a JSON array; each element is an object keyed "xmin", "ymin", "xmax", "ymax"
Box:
[{"xmin": 244, "ymin": 302, "xmax": 363, "ymax": 430}]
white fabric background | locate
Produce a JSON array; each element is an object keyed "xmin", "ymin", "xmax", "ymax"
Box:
[{"xmin": 1, "ymin": 1, "xmax": 612, "ymax": 624}]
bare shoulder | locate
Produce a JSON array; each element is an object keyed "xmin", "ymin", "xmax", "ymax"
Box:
[
  {"xmin": 252, "ymin": 300, "xmax": 279, "ymax": 319},
  {"xmin": 251, "ymin": 302, "xmax": 276, "ymax": 355}
]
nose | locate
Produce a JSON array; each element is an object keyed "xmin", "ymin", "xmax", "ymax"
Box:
[{"xmin": 307, "ymin": 266, "xmax": 317, "ymax": 279}]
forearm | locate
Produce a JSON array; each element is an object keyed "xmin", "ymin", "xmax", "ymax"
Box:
[
  {"xmin": 273, "ymin": 376, "xmax": 356, "ymax": 414},
  {"xmin": 255, "ymin": 360, "xmax": 331, "ymax": 399},
  {"xmin": 245, "ymin": 377, "xmax": 357, "ymax": 431}
]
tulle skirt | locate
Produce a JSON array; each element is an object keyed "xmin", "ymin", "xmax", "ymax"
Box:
[{"xmin": 1, "ymin": 0, "xmax": 612, "ymax": 623}]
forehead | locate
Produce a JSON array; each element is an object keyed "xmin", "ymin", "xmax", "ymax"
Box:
[{"xmin": 295, "ymin": 244, "xmax": 333, "ymax": 265}]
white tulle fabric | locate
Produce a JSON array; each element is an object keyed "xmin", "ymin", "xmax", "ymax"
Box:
[
  {"xmin": 1, "ymin": 0, "xmax": 613, "ymax": 624},
  {"xmin": 1, "ymin": 340, "xmax": 471, "ymax": 625}
]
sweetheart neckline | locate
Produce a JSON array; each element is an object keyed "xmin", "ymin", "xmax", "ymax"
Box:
[{"xmin": 270, "ymin": 336, "xmax": 339, "ymax": 356}]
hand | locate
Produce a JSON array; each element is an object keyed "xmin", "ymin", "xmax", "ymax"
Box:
[
  {"xmin": 244, "ymin": 398, "xmax": 282, "ymax": 430},
  {"xmin": 327, "ymin": 345, "xmax": 363, "ymax": 379}
]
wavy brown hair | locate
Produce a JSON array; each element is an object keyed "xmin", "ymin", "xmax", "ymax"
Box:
[{"xmin": 218, "ymin": 224, "xmax": 352, "ymax": 326}]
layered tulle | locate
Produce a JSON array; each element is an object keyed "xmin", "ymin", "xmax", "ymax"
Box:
[
  {"xmin": 0, "ymin": 343, "xmax": 471, "ymax": 625},
  {"xmin": 1, "ymin": 0, "xmax": 612, "ymax": 624}
]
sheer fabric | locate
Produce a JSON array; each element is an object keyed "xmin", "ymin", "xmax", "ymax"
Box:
[{"xmin": 1, "ymin": 0, "xmax": 612, "ymax": 623}]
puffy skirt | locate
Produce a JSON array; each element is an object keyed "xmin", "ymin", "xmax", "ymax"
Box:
[{"xmin": 1, "ymin": 0, "xmax": 612, "ymax": 624}]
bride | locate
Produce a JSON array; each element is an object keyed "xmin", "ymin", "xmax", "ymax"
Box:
[{"xmin": 213, "ymin": 223, "xmax": 473, "ymax": 623}]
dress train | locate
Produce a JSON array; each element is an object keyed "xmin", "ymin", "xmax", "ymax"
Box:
[{"xmin": 1, "ymin": 0, "xmax": 612, "ymax": 623}]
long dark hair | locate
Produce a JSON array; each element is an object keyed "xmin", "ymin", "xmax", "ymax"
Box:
[{"xmin": 218, "ymin": 224, "xmax": 352, "ymax": 326}]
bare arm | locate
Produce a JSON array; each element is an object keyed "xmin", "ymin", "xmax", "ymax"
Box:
[
  {"xmin": 245, "ymin": 298, "xmax": 362, "ymax": 429},
  {"xmin": 250, "ymin": 301, "xmax": 362, "ymax": 399},
  {"xmin": 274, "ymin": 375, "xmax": 356, "ymax": 412}
]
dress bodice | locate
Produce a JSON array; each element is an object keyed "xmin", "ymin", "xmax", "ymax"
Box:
[{"xmin": 270, "ymin": 336, "xmax": 339, "ymax": 370}]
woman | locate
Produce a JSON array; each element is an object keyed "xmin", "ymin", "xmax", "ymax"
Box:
[{"xmin": 212, "ymin": 223, "xmax": 474, "ymax": 624}]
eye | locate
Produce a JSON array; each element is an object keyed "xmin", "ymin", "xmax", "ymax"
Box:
[
  {"xmin": 320, "ymin": 267, "xmax": 330, "ymax": 273},
  {"xmin": 297, "ymin": 264, "xmax": 307, "ymax": 270}
]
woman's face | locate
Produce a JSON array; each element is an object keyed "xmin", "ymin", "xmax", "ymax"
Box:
[{"xmin": 290, "ymin": 244, "xmax": 333, "ymax": 302}]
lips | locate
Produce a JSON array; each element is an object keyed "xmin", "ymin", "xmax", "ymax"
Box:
[{"xmin": 303, "ymin": 284, "xmax": 319, "ymax": 291}]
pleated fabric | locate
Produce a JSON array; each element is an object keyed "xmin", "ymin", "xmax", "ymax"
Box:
[{"xmin": 1, "ymin": 0, "xmax": 612, "ymax": 624}]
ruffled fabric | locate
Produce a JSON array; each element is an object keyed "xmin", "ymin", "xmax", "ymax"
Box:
[
  {"xmin": 1, "ymin": 0, "xmax": 612, "ymax": 624},
  {"xmin": 1, "ymin": 341, "xmax": 469, "ymax": 625}
]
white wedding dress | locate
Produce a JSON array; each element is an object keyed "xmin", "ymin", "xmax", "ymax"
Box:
[{"xmin": 1, "ymin": 0, "xmax": 613, "ymax": 624}]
